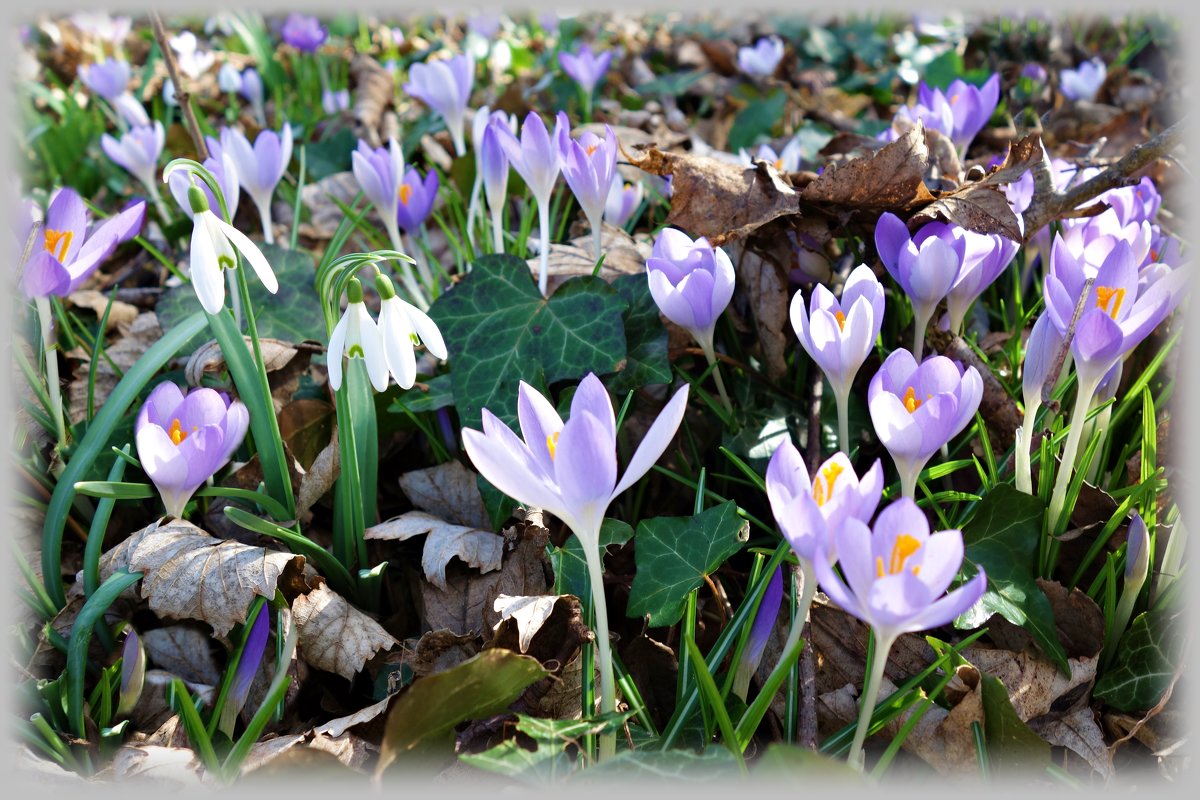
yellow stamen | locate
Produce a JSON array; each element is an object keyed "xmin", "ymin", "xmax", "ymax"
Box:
[
  {"xmin": 44, "ymin": 229, "xmax": 73, "ymax": 262},
  {"xmin": 1096, "ymin": 286, "xmax": 1126, "ymax": 319},
  {"xmin": 834, "ymin": 310, "xmax": 846, "ymax": 331},
  {"xmin": 876, "ymin": 533, "xmax": 922, "ymax": 577},
  {"xmin": 949, "ymin": 94, "xmax": 960, "ymax": 105},
  {"xmin": 398, "ymin": 184, "xmax": 413, "ymax": 206},
  {"xmin": 546, "ymin": 431, "xmax": 560, "ymax": 460},
  {"xmin": 586, "ymin": 143, "xmax": 598, "ymax": 157},
  {"xmin": 903, "ymin": 386, "xmax": 922, "ymax": 414},
  {"xmin": 812, "ymin": 461, "xmax": 845, "ymax": 507},
  {"xmin": 168, "ymin": 418, "xmax": 187, "ymax": 446},
  {"xmin": 774, "ymin": 159, "xmax": 785, "ymax": 171}
]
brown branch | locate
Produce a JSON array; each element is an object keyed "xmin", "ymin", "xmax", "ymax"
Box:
[
  {"xmin": 1021, "ymin": 120, "xmax": 1184, "ymax": 241},
  {"xmin": 150, "ymin": 12, "xmax": 209, "ymax": 162}
]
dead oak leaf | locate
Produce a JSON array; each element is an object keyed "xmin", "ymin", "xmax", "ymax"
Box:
[
  {"xmin": 800, "ymin": 123, "xmax": 935, "ymax": 211},
  {"xmin": 1029, "ymin": 707, "xmax": 1114, "ymax": 782},
  {"xmin": 292, "ymin": 583, "xmax": 398, "ymax": 680},
  {"xmin": 397, "ymin": 460, "xmax": 490, "ymax": 529},
  {"xmin": 491, "ymin": 594, "xmax": 561, "ymax": 654},
  {"xmin": 364, "ymin": 510, "xmax": 504, "ymax": 590}
]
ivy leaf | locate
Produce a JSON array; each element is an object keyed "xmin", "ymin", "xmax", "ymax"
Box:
[
  {"xmin": 459, "ymin": 711, "xmax": 633, "ymax": 785},
  {"xmin": 304, "ymin": 128, "xmax": 357, "ymax": 182},
  {"xmin": 606, "ymin": 275, "xmax": 672, "ymax": 395},
  {"xmin": 429, "ymin": 254, "xmax": 627, "ymax": 431},
  {"xmin": 728, "ymin": 89, "xmax": 787, "ymax": 153},
  {"xmin": 549, "ymin": 519, "xmax": 635, "ymax": 602},
  {"xmin": 627, "ymin": 501, "xmax": 750, "ymax": 626},
  {"xmin": 1094, "ymin": 609, "xmax": 1185, "ymax": 712},
  {"xmin": 956, "ymin": 485, "xmax": 1069, "ymax": 674}
]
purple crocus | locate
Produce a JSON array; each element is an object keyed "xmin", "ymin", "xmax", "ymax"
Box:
[
  {"xmin": 890, "ymin": 76, "xmax": 1000, "ymax": 156},
  {"xmin": 737, "ymin": 36, "xmax": 784, "ymax": 78},
  {"xmin": 1061, "ymin": 58, "xmax": 1106, "ymax": 102},
  {"xmin": 811, "ymin": 496, "xmax": 987, "ymax": 768},
  {"xmin": 462, "ymin": 374, "xmax": 689, "ymax": 760},
  {"xmin": 496, "ymin": 111, "xmax": 567, "ymax": 294},
  {"xmin": 404, "ymin": 53, "xmax": 474, "ymax": 156},
  {"xmin": 604, "ymin": 179, "xmax": 643, "ymax": 229},
  {"xmin": 739, "ymin": 139, "xmax": 803, "ymax": 173},
  {"xmin": 867, "ymin": 349, "xmax": 983, "ymax": 499},
  {"xmin": 1015, "ymin": 312, "xmax": 1062, "ymax": 495},
  {"xmin": 117, "ymin": 628, "xmax": 145, "ymax": 717},
  {"xmin": 101, "ymin": 121, "xmax": 165, "ymax": 194},
  {"xmin": 394, "ymin": 167, "xmax": 439, "ymax": 234},
  {"xmin": 732, "ymin": 566, "xmax": 783, "ymax": 700},
  {"xmin": 79, "ymin": 58, "xmax": 129, "ymax": 101},
  {"xmin": 168, "ymin": 151, "xmax": 240, "ymax": 222},
  {"xmin": 224, "ymin": 124, "xmax": 293, "ymax": 244},
  {"xmin": 219, "ymin": 601, "xmax": 271, "ymax": 736},
  {"xmin": 21, "ymin": 188, "xmax": 146, "ymax": 299},
  {"xmin": 280, "ymin": 13, "xmax": 328, "ymax": 53},
  {"xmin": 557, "ymin": 122, "xmax": 618, "ymax": 261},
  {"xmin": 944, "ymin": 231, "xmax": 1020, "ymax": 334},
  {"xmin": 351, "ymin": 138, "xmax": 405, "ymax": 246},
  {"xmin": 480, "ymin": 119, "xmax": 512, "ymax": 255},
  {"xmin": 559, "ymin": 43, "xmax": 613, "ymax": 114},
  {"xmin": 874, "ymin": 212, "xmax": 966, "ymax": 359},
  {"xmin": 239, "ymin": 67, "xmax": 266, "ymax": 125},
  {"xmin": 135, "ymin": 382, "xmax": 250, "ymax": 519},
  {"xmin": 790, "ymin": 264, "xmax": 885, "ymax": 451},
  {"xmin": 322, "ymin": 88, "xmax": 350, "ymax": 115}
]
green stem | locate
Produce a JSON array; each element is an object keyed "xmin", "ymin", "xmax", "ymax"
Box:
[
  {"xmin": 583, "ymin": 537, "xmax": 616, "ymax": 762},
  {"xmin": 1047, "ymin": 375, "xmax": 1102, "ymax": 537},
  {"xmin": 34, "ymin": 296, "xmax": 67, "ymax": 447},
  {"xmin": 698, "ymin": 333, "xmax": 733, "ymax": 416},
  {"xmin": 848, "ymin": 633, "xmax": 895, "ymax": 771}
]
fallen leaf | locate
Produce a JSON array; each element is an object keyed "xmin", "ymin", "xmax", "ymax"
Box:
[
  {"xmin": 397, "ymin": 461, "xmax": 490, "ymax": 529},
  {"xmin": 409, "ymin": 629, "xmax": 482, "ymax": 677},
  {"xmin": 185, "ymin": 337, "xmax": 302, "ymax": 387},
  {"xmin": 292, "ymin": 582, "xmax": 398, "ymax": 680},
  {"xmin": 314, "ymin": 696, "xmax": 393, "ymax": 739},
  {"xmin": 961, "ymin": 646, "xmax": 1097, "ymax": 722},
  {"xmin": 100, "ymin": 518, "xmax": 304, "ymax": 637},
  {"xmin": 103, "ymin": 744, "xmax": 212, "ymax": 787},
  {"xmin": 491, "ymin": 595, "xmax": 560, "ymax": 654},
  {"xmin": 910, "ymin": 182, "xmax": 1023, "ymax": 241},
  {"xmin": 239, "ymin": 734, "xmax": 307, "ymax": 776},
  {"xmin": 350, "ymin": 53, "xmax": 394, "ymax": 147},
  {"xmin": 297, "ymin": 429, "xmax": 340, "ymax": 517},
  {"xmin": 536, "ymin": 223, "xmax": 652, "ymax": 295},
  {"xmin": 800, "ymin": 123, "xmax": 935, "ymax": 210},
  {"xmin": 1029, "ymin": 707, "xmax": 1114, "ymax": 781},
  {"xmin": 924, "ymin": 128, "xmax": 962, "ymax": 183},
  {"xmin": 734, "ymin": 246, "xmax": 791, "ymax": 380},
  {"xmin": 364, "ymin": 510, "xmax": 504, "ymax": 590},
  {"xmin": 140, "ymin": 624, "xmax": 222, "ymax": 685},
  {"xmin": 277, "ymin": 398, "xmax": 335, "ymax": 471},
  {"xmin": 308, "ymin": 733, "xmax": 376, "ymax": 772},
  {"xmin": 66, "ymin": 311, "xmax": 161, "ymax": 425},
  {"xmin": 66, "ymin": 289, "xmax": 139, "ymax": 331}
]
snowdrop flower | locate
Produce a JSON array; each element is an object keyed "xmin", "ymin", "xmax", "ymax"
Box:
[
  {"xmin": 737, "ymin": 36, "xmax": 784, "ymax": 78},
  {"xmin": 168, "ymin": 31, "xmax": 215, "ymax": 80},
  {"xmin": 374, "ymin": 272, "xmax": 447, "ymax": 390},
  {"xmin": 327, "ymin": 277, "xmax": 388, "ymax": 392},
  {"xmin": 217, "ymin": 62, "xmax": 242, "ymax": 93},
  {"xmin": 135, "ymin": 382, "xmax": 249, "ymax": 519},
  {"xmin": 404, "ymin": 53, "xmax": 474, "ymax": 156},
  {"xmin": 177, "ymin": 180, "xmax": 278, "ymax": 315},
  {"xmin": 101, "ymin": 122, "xmax": 165, "ymax": 194},
  {"xmin": 224, "ymin": 124, "xmax": 293, "ymax": 244},
  {"xmin": 790, "ymin": 264, "xmax": 886, "ymax": 451},
  {"xmin": 1061, "ymin": 58, "xmax": 1106, "ymax": 102}
]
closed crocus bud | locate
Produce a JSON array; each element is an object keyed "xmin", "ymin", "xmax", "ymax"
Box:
[
  {"xmin": 557, "ymin": 120, "xmax": 618, "ymax": 260},
  {"xmin": 404, "ymin": 53, "xmax": 474, "ymax": 156},
  {"xmin": 394, "ymin": 167, "xmax": 439, "ymax": 235},
  {"xmin": 790, "ymin": 264, "xmax": 885, "ymax": 450},
  {"xmin": 480, "ymin": 119, "xmax": 511, "ymax": 254},
  {"xmin": 737, "ymin": 36, "xmax": 784, "ymax": 78},
  {"xmin": 604, "ymin": 179, "xmax": 643, "ymax": 229},
  {"xmin": 322, "ymin": 88, "xmax": 350, "ymax": 115},
  {"xmin": 868, "ymin": 349, "xmax": 983, "ymax": 499},
  {"xmin": 239, "ymin": 67, "xmax": 263, "ymax": 106},
  {"xmin": 218, "ymin": 603, "xmax": 271, "ymax": 737},
  {"xmin": 1021, "ymin": 313, "xmax": 1063, "ymax": 415},
  {"xmin": 875, "ymin": 212, "xmax": 966, "ymax": 359},
  {"xmin": 117, "ymin": 628, "xmax": 146, "ymax": 718},
  {"xmin": 945, "ymin": 230, "xmax": 1020, "ymax": 334},
  {"xmin": 1060, "ymin": 57, "xmax": 1106, "ymax": 102},
  {"xmin": 645, "ymin": 228, "xmax": 735, "ymax": 349},
  {"xmin": 558, "ymin": 42, "xmax": 613, "ymax": 97},
  {"xmin": 101, "ymin": 121, "xmax": 165, "ymax": 193},
  {"xmin": 1103, "ymin": 511, "xmax": 1151, "ymax": 670},
  {"xmin": 217, "ymin": 62, "xmax": 242, "ymax": 93},
  {"xmin": 732, "ymin": 566, "xmax": 783, "ymax": 700},
  {"xmin": 135, "ymin": 382, "xmax": 250, "ymax": 519},
  {"xmin": 79, "ymin": 57, "xmax": 130, "ymax": 100},
  {"xmin": 168, "ymin": 151, "xmax": 240, "ymax": 221}
]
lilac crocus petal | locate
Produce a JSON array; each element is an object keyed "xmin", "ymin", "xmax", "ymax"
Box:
[
  {"xmin": 169, "ymin": 153, "xmax": 239, "ymax": 220},
  {"xmin": 394, "ymin": 167, "xmax": 439, "ymax": 233},
  {"xmin": 229, "ymin": 605, "xmax": 270, "ymax": 715},
  {"xmin": 280, "ymin": 13, "xmax": 327, "ymax": 52},
  {"xmin": 1021, "ymin": 313, "xmax": 1063, "ymax": 409},
  {"xmin": 604, "ymin": 179, "xmax": 643, "ymax": 228},
  {"xmin": 112, "ymin": 93, "xmax": 151, "ymax": 128},
  {"xmin": 480, "ymin": 120, "xmax": 511, "ymax": 214},
  {"xmin": 135, "ymin": 383, "xmax": 249, "ymax": 518},
  {"xmin": 790, "ymin": 263, "xmax": 884, "ymax": 397},
  {"xmin": 558, "ymin": 125, "xmax": 618, "ymax": 230},
  {"xmin": 225, "ymin": 125, "xmax": 293, "ymax": 212},
  {"xmin": 946, "ymin": 231, "xmax": 1019, "ymax": 331},
  {"xmin": 741, "ymin": 566, "xmax": 783, "ymax": 674},
  {"xmin": 645, "ymin": 228, "xmax": 735, "ymax": 344},
  {"xmin": 351, "ymin": 138, "xmax": 404, "ymax": 223},
  {"xmin": 737, "ymin": 36, "xmax": 784, "ymax": 78},
  {"xmin": 404, "ymin": 54, "xmax": 474, "ymax": 156},
  {"xmin": 499, "ymin": 111, "xmax": 564, "ymax": 203},
  {"xmin": 1061, "ymin": 58, "xmax": 1106, "ymax": 102},
  {"xmin": 101, "ymin": 122, "xmax": 165, "ymax": 189},
  {"xmin": 811, "ymin": 496, "xmax": 987, "ymax": 642},
  {"xmin": 559, "ymin": 43, "xmax": 613, "ymax": 95},
  {"xmin": 518, "ymin": 380, "xmax": 565, "ymax": 475},
  {"xmin": 239, "ymin": 68, "xmax": 263, "ymax": 105},
  {"xmin": 79, "ymin": 58, "xmax": 130, "ymax": 100},
  {"xmin": 554, "ymin": 411, "xmax": 618, "ymax": 533}
]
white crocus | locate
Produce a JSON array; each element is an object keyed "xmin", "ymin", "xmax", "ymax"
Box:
[
  {"xmin": 179, "ymin": 181, "xmax": 278, "ymax": 315},
  {"xmin": 328, "ymin": 278, "xmax": 388, "ymax": 393},
  {"xmin": 374, "ymin": 273, "xmax": 448, "ymax": 389}
]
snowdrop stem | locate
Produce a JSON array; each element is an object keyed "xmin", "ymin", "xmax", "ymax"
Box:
[
  {"xmin": 537, "ymin": 198, "xmax": 551, "ymax": 296},
  {"xmin": 466, "ymin": 173, "xmax": 483, "ymax": 254},
  {"xmin": 1015, "ymin": 399, "xmax": 1040, "ymax": 495},
  {"xmin": 583, "ymin": 538, "xmax": 616, "ymax": 762},
  {"xmin": 255, "ymin": 197, "xmax": 274, "ymax": 245},
  {"xmin": 848, "ymin": 632, "xmax": 896, "ymax": 772},
  {"xmin": 1047, "ymin": 374, "xmax": 1103, "ymax": 540},
  {"xmin": 35, "ymin": 296, "xmax": 67, "ymax": 448},
  {"xmin": 698, "ymin": 334, "xmax": 733, "ymax": 416}
]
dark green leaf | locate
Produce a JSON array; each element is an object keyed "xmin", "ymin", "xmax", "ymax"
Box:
[
  {"xmin": 728, "ymin": 89, "xmax": 787, "ymax": 152},
  {"xmin": 429, "ymin": 254, "xmax": 627, "ymax": 431},
  {"xmin": 635, "ymin": 69, "xmax": 706, "ymax": 97},
  {"xmin": 305, "ymin": 128, "xmax": 357, "ymax": 181},
  {"xmin": 550, "ymin": 519, "xmax": 635, "ymax": 602},
  {"xmin": 980, "ymin": 674, "xmax": 1051, "ymax": 773},
  {"xmin": 1094, "ymin": 609, "xmax": 1184, "ymax": 712},
  {"xmin": 627, "ymin": 501, "xmax": 750, "ymax": 626},
  {"xmin": 922, "ymin": 50, "xmax": 966, "ymax": 90},
  {"xmin": 956, "ymin": 486, "xmax": 1069, "ymax": 673},
  {"xmin": 389, "ymin": 373, "xmax": 455, "ymax": 415},
  {"xmin": 459, "ymin": 712, "xmax": 632, "ymax": 785},
  {"xmin": 605, "ymin": 275, "xmax": 672, "ymax": 395}
]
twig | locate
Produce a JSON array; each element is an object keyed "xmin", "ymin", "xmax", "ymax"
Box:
[
  {"xmin": 1040, "ymin": 277, "xmax": 1096, "ymax": 408},
  {"xmin": 1021, "ymin": 120, "xmax": 1184, "ymax": 240},
  {"xmin": 150, "ymin": 12, "xmax": 209, "ymax": 162}
]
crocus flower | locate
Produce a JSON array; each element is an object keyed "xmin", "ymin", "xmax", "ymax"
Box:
[
  {"xmin": 1061, "ymin": 58, "xmax": 1106, "ymax": 102},
  {"xmin": 1021, "ymin": 63, "xmax": 1048, "ymax": 84},
  {"xmin": 559, "ymin": 43, "xmax": 613, "ymax": 106},
  {"xmin": 739, "ymin": 140, "xmax": 803, "ymax": 173},
  {"xmin": 890, "ymin": 76, "xmax": 1000, "ymax": 156},
  {"xmin": 135, "ymin": 382, "xmax": 250, "ymax": 519},
  {"xmin": 176, "ymin": 180, "xmax": 278, "ymax": 315},
  {"xmin": 327, "ymin": 277, "xmax": 388, "ymax": 392},
  {"xmin": 374, "ymin": 272, "xmax": 447, "ymax": 390},
  {"xmin": 810, "ymin": 496, "xmax": 987, "ymax": 768},
  {"xmin": 732, "ymin": 566, "xmax": 782, "ymax": 700},
  {"xmin": 557, "ymin": 122, "xmax": 618, "ymax": 261},
  {"xmin": 322, "ymin": 88, "xmax": 350, "ymax": 115},
  {"xmin": 404, "ymin": 53, "xmax": 474, "ymax": 156},
  {"xmin": 790, "ymin": 264, "xmax": 885, "ymax": 451},
  {"xmin": 280, "ymin": 13, "xmax": 328, "ymax": 53},
  {"xmin": 218, "ymin": 602, "xmax": 270, "ymax": 737},
  {"xmin": 737, "ymin": 36, "xmax": 784, "ymax": 78},
  {"xmin": 868, "ymin": 349, "xmax": 983, "ymax": 499},
  {"xmin": 944, "ymin": 231, "xmax": 1020, "ymax": 334},
  {"xmin": 604, "ymin": 179, "xmax": 644, "ymax": 229},
  {"xmin": 467, "ymin": 106, "xmax": 516, "ymax": 252},
  {"xmin": 79, "ymin": 58, "xmax": 130, "ymax": 100},
  {"xmin": 480, "ymin": 118, "xmax": 512, "ymax": 254},
  {"xmin": 21, "ymin": 187, "xmax": 146, "ymax": 298},
  {"xmin": 497, "ymin": 111, "xmax": 567, "ymax": 294},
  {"xmin": 217, "ymin": 62, "xmax": 242, "ymax": 93},
  {"xmin": 462, "ymin": 374, "xmax": 689, "ymax": 759},
  {"xmin": 71, "ymin": 11, "xmax": 131, "ymax": 43},
  {"xmin": 351, "ymin": 138, "xmax": 405, "ymax": 246},
  {"xmin": 394, "ymin": 167, "xmax": 439, "ymax": 234},
  {"xmin": 874, "ymin": 212, "xmax": 966, "ymax": 359},
  {"xmin": 224, "ymin": 124, "xmax": 293, "ymax": 244},
  {"xmin": 101, "ymin": 122, "xmax": 165, "ymax": 194},
  {"xmin": 1014, "ymin": 312, "xmax": 1063, "ymax": 495},
  {"xmin": 239, "ymin": 67, "xmax": 266, "ymax": 125},
  {"xmin": 162, "ymin": 78, "xmax": 178, "ymax": 108},
  {"xmin": 168, "ymin": 151, "xmax": 240, "ymax": 222}
]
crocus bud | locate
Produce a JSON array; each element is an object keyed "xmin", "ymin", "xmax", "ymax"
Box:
[
  {"xmin": 217, "ymin": 62, "xmax": 242, "ymax": 93},
  {"xmin": 239, "ymin": 67, "xmax": 263, "ymax": 106},
  {"xmin": 395, "ymin": 167, "xmax": 439, "ymax": 234},
  {"xmin": 404, "ymin": 53, "xmax": 474, "ymax": 156},
  {"xmin": 117, "ymin": 628, "xmax": 146, "ymax": 717},
  {"xmin": 645, "ymin": 228, "xmax": 735, "ymax": 349},
  {"xmin": 218, "ymin": 603, "xmax": 271, "ymax": 737},
  {"xmin": 604, "ymin": 179, "xmax": 643, "ymax": 229},
  {"xmin": 559, "ymin": 43, "xmax": 613, "ymax": 96},
  {"xmin": 732, "ymin": 566, "xmax": 782, "ymax": 700},
  {"xmin": 101, "ymin": 122, "xmax": 166, "ymax": 192},
  {"xmin": 480, "ymin": 120, "xmax": 510, "ymax": 215},
  {"xmin": 557, "ymin": 120, "xmax": 618, "ymax": 253}
]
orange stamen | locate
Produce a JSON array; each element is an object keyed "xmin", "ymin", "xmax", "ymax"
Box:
[
  {"xmin": 44, "ymin": 229, "xmax": 73, "ymax": 262},
  {"xmin": 876, "ymin": 533, "xmax": 922, "ymax": 577},
  {"xmin": 812, "ymin": 462, "xmax": 846, "ymax": 507},
  {"xmin": 398, "ymin": 184, "xmax": 413, "ymax": 206},
  {"xmin": 1096, "ymin": 286, "xmax": 1126, "ymax": 319},
  {"xmin": 546, "ymin": 431, "xmax": 560, "ymax": 460},
  {"xmin": 168, "ymin": 418, "xmax": 187, "ymax": 446},
  {"xmin": 903, "ymin": 386, "xmax": 922, "ymax": 414},
  {"xmin": 834, "ymin": 310, "xmax": 846, "ymax": 331},
  {"xmin": 586, "ymin": 143, "xmax": 598, "ymax": 157}
]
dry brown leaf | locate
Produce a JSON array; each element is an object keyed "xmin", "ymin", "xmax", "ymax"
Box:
[
  {"xmin": 491, "ymin": 595, "xmax": 562, "ymax": 654},
  {"xmin": 292, "ymin": 582, "xmax": 398, "ymax": 680},
  {"xmin": 924, "ymin": 128, "xmax": 962, "ymax": 184},
  {"xmin": 102, "ymin": 744, "xmax": 212, "ymax": 787},
  {"xmin": 314, "ymin": 696, "xmax": 393, "ymax": 739},
  {"xmin": 277, "ymin": 398, "xmax": 335, "ymax": 471},
  {"xmin": 397, "ymin": 460, "xmax": 490, "ymax": 529},
  {"xmin": 66, "ymin": 311, "xmax": 161, "ymax": 425},
  {"xmin": 811, "ymin": 600, "xmax": 935, "ymax": 695},
  {"xmin": 735, "ymin": 245, "xmax": 791, "ymax": 380},
  {"xmin": 185, "ymin": 337, "xmax": 301, "ymax": 386},
  {"xmin": 297, "ymin": 171, "xmax": 378, "ymax": 240},
  {"xmin": 239, "ymin": 734, "xmax": 307, "ymax": 776},
  {"xmin": 628, "ymin": 145, "xmax": 798, "ymax": 245},
  {"xmin": 66, "ymin": 289, "xmax": 139, "ymax": 331},
  {"xmin": 308, "ymin": 733, "xmax": 376, "ymax": 772},
  {"xmin": 910, "ymin": 183, "xmax": 1023, "ymax": 241},
  {"xmin": 961, "ymin": 646, "xmax": 1097, "ymax": 721},
  {"xmin": 350, "ymin": 53, "xmax": 394, "ymax": 147},
  {"xmin": 800, "ymin": 123, "xmax": 935, "ymax": 210},
  {"xmin": 536, "ymin": 222, "xmax": 652, "ymax": 295},
  {"xmin": 298, "ymin": 428, "xmax": 340, "ymax": 517},
  {"xmin": 140, "ymin": 624, "xmax": 222, "ymax": 685},
  {"xmin": 1030, "ymin": 707, "xmax": 1114, "ymax": 782},
  {"xmin": 102, "ymin": 519, "xmax": 304, "ymax": 637},
  {"xmin": 364, "ymin": 510, "xmax": 504, "ymax": 590}
]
